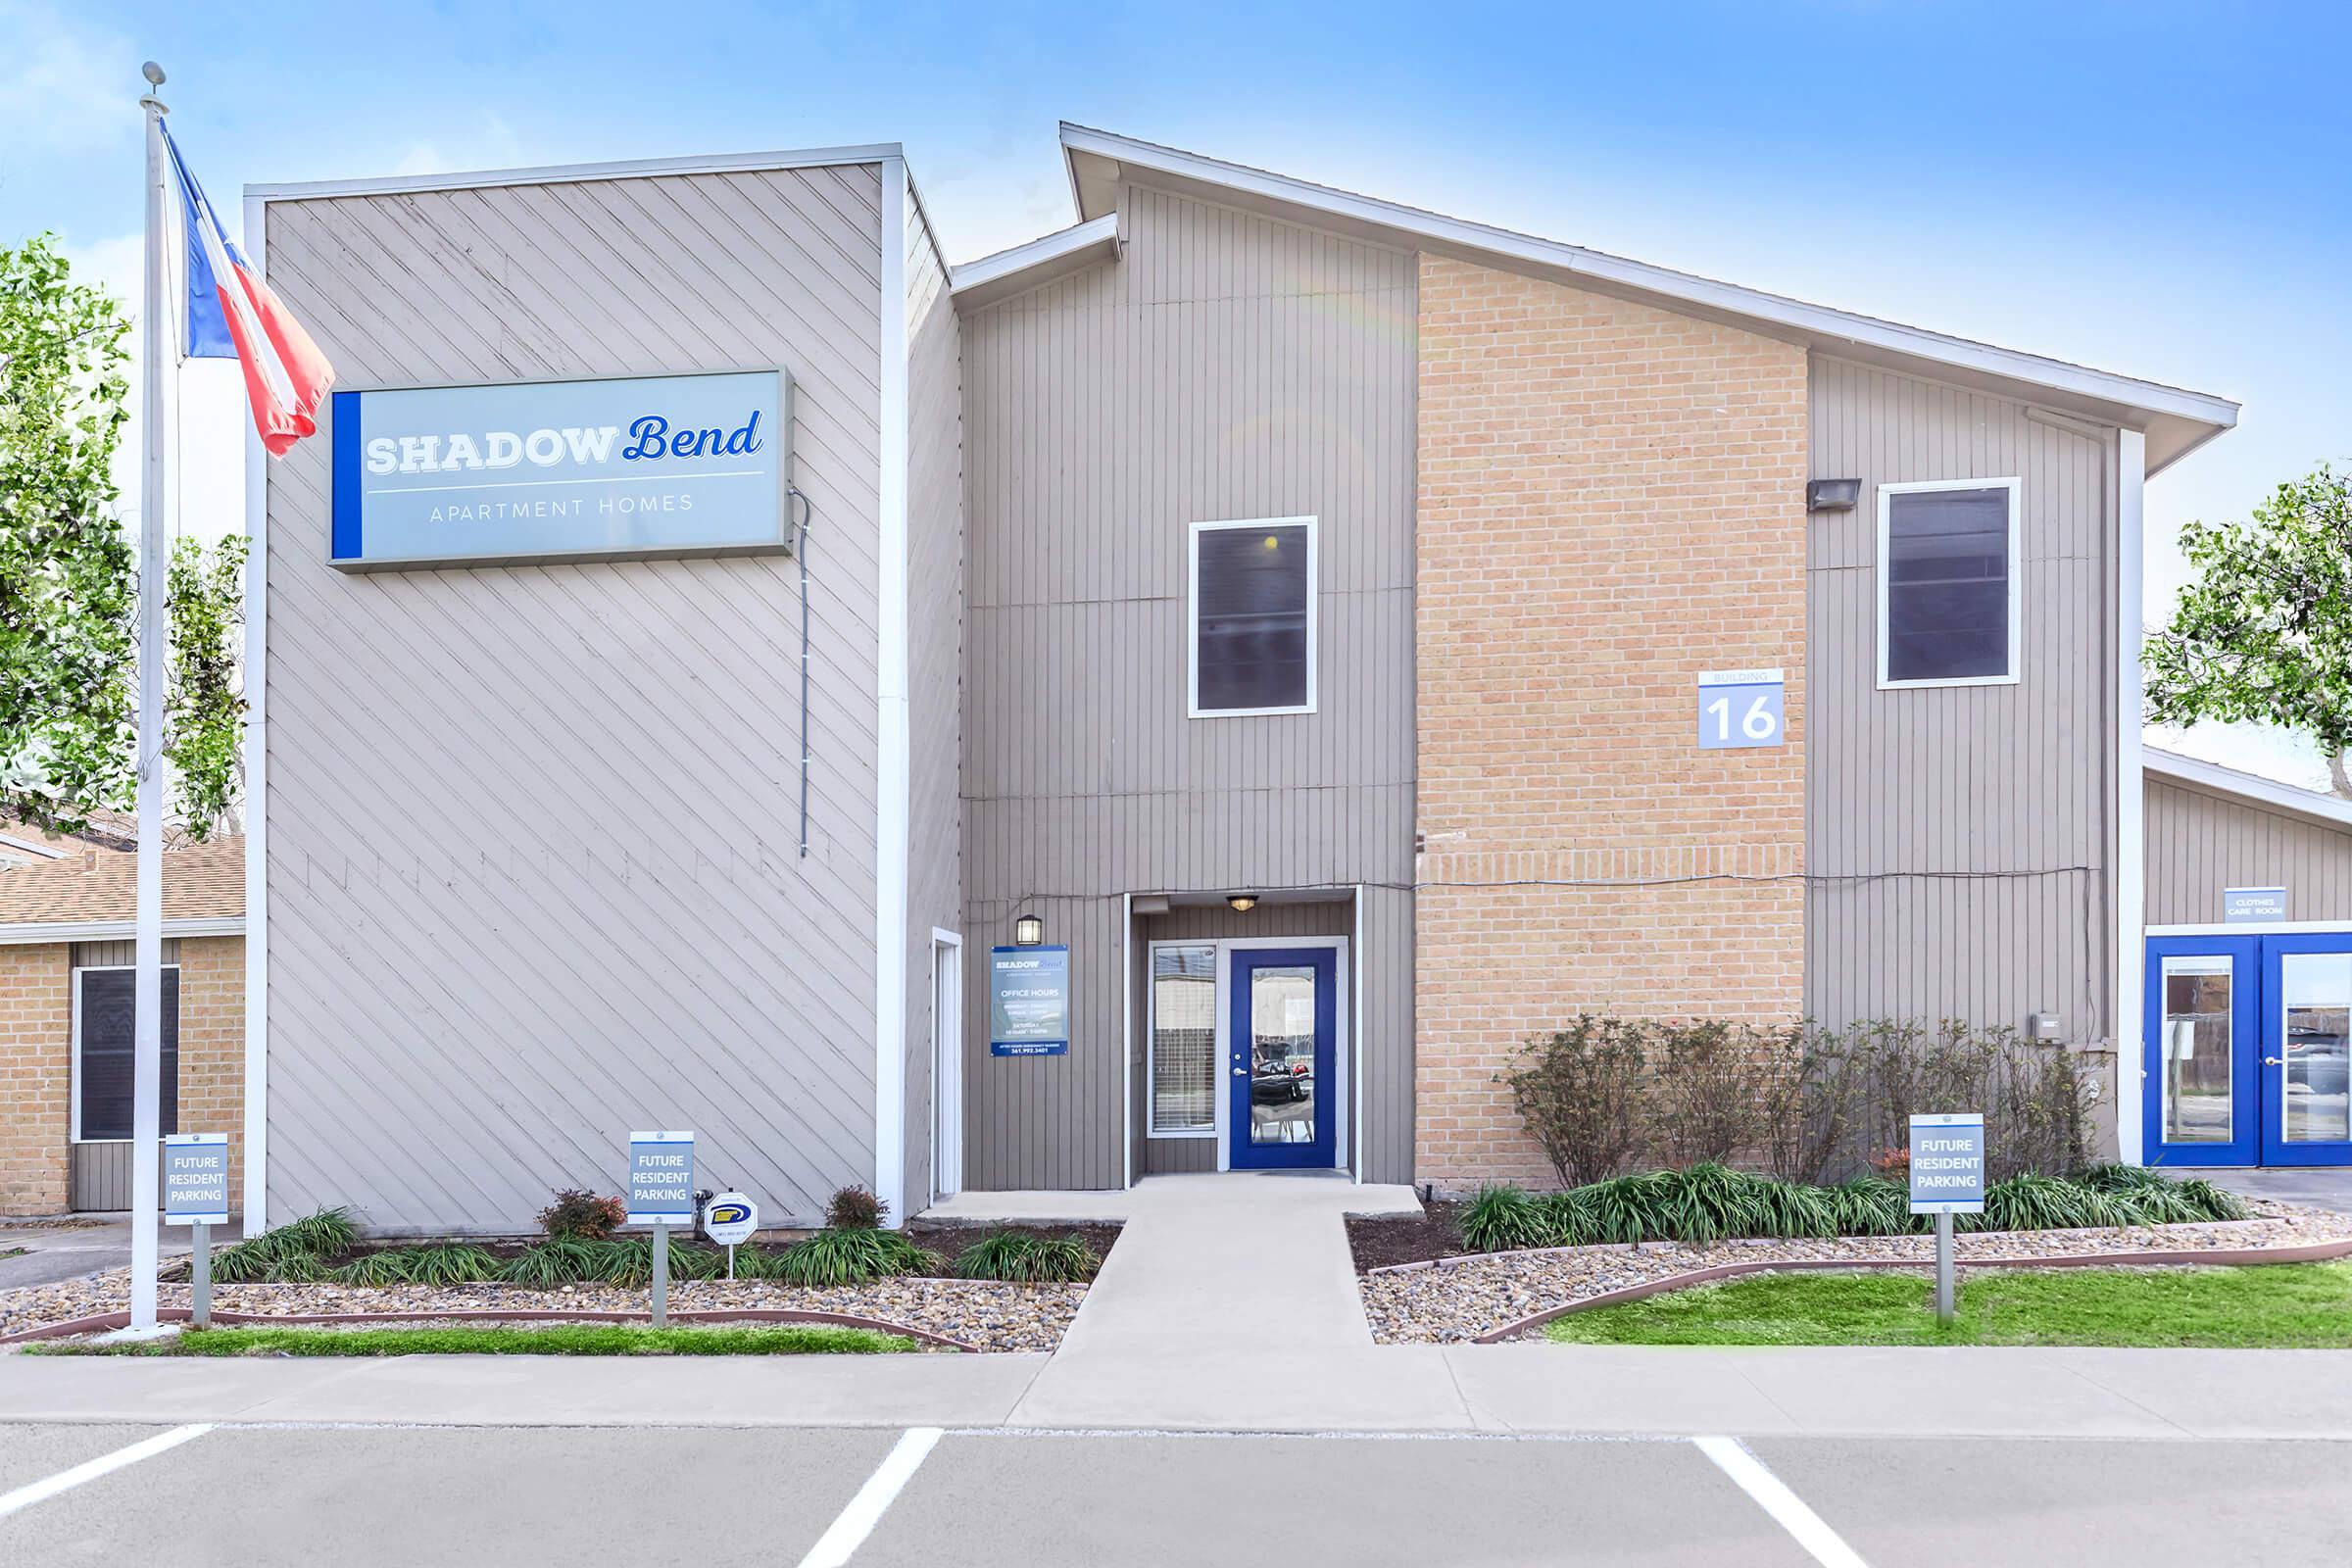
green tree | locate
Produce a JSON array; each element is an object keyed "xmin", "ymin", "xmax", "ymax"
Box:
[
  {"xmin": 1, "ymin": 232, "xmax": 247, "ymax": 839},
  {"xmin": 2145, "ymin": 466, "xmax": 2352, "ymax": 797}
]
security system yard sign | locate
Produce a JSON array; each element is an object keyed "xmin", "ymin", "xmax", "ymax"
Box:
[
  {"xmin": 2224, "ymin": 886, "xmax": 2288, "ymax": 923},
  {"xmin": 1696, "ymin": 667, "xmax": 1785, "ymax": 750},
  {"xmin": 1909, "ymin": 1112, "xmax": 1985, "ymax": 1324},
  {"xmin": 330, "ymin": 368, "xmax": 790, "ymax": 569},
  {"xmin": 703, "ymin": 1192, "xmax": 759, "ymax": 1281},
  {"xmin": 627, "ymin": 1130, "xmax": 696, "ymax": 1327},
  {"xmin": 163, "ymin": 1133, "xmax": 230, "ymax": 1329},
  {"xmin": 991, "ymin": 945, "xmax": 1071, "ymax": 1056}
]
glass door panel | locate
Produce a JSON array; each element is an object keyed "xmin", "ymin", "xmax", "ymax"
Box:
[
  {"xmin": 2261, "ymin": 936, "xmax": 2352, "ymax": 1167},
  {"xmin": 1227, "ymin": 947, "xmax": 1337, "ymax": 1170},
  {"xmin": 2144, "ymin": 936, "xmax": 2259, "ymax": 1167}
]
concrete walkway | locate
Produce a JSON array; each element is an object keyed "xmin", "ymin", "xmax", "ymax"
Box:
[
  {"xmin": 0, "ymin": 1217, "xmax": 244, "ymax": 1292},
  {"xmin": 2208, "ymin": 1167, "xmax": 2352, "ymax": 1215}
]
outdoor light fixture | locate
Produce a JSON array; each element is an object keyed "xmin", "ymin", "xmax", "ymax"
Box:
[
  {"xmin": 1226, "ymin": 893, "xmax": 1259, "ymax": 913},
  {"xmin": 1013, "ymin": 914, "xmax": 1045, "ymax": 946},
  {"xmin": 1806, "ymin": 478, "xmax": 1862, "ymax": 512}
]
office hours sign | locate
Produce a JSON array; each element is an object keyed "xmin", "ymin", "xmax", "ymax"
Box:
[
  {"xmin": 990, "ymin": 946, "xmax": 1071, "ymax": 1056},
  {"xmin": 1697, "ymin": 668, "xmax": 1785, "ymax": 750}
]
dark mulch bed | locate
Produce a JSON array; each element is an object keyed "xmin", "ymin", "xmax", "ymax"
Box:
[{"xmin": 1347, "ymin": 1205, "xmax": 1465, "ymax": 1273}]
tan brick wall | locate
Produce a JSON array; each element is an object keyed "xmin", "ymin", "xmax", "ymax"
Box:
[
  {"xmin": 1414, "ymin": 256, "xmax": 1809, "ymax": 1189},
  {"xmin": 0, "ymin": 945, "xmax": 72, "ymax": 1214},
  {"xmin": 0, "ymin": 937, "xmax": 244, "ymax": 1216}
]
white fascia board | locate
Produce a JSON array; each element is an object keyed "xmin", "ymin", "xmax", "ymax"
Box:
[
  {"xmin": 2144, "ymin": 747, "xmax": 2352, "ymax": 833},
  {"xmin": 2115, "ymin": 431, "xmax": 2147, "ymax": 1166},
  {"xmin": 0, "ymin": 916, "xmax": 243, "ymax": 947},
  {"xmin": 1054, "ymin": 122, "xmax": 2240, "ymax": 440},
  {"xmin": 0, "ymin": 833, "xmax": 68, "ymax": 860},
  {"xmin": 242, "ymin": 188, "xmax": 271, "ymax": 1234},
  {"xmin": 873, "ymin": 157, "xmax": 913, "ymax": 1230},
  {"xmin": 247, "ymin": 141, "xmax": 906, "ymax": 202},
  {"xmin": 951, "ymin": 215, "xmax": 1123, "ymax": 306}
]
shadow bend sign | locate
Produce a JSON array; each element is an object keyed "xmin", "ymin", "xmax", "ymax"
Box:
[
  {"xmin": 990, "ymin": 945, "xmax": 1071, "ymax": 1057},
  {"xmin": 330, "ymin": 368, "xmax": 791, "ymax": 569}
]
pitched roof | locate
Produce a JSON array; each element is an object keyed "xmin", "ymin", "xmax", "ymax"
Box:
[
  {"xmin": 2144, "ymin": 749, "xmax": 2352, "ymax": 834},
  {"xmin": 0, "ymin": 828, "xmax": 245, "ymax": 935}
]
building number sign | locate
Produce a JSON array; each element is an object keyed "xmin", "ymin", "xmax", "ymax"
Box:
[{"xmin": 1696, "ymin": 668, "xmax": 1785, "ymax": 750}]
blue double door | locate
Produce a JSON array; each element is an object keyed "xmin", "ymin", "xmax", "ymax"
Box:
[
  {"xmin": 2145, "ymin": 933, "xmax": 2352, "ymax": 1167},
  {"xmin": 1227, "ymin": 947, "xmax": 1338, "ymax": 1169}
]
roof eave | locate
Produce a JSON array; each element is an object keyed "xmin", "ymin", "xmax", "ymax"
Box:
[
  {"xmin": 951, "ymin": 214, "xmax": 1124, "ymax": 309},
  {"xmin": 2144, "ymin": 748, "xmax": 2352, "ymax": 834}
]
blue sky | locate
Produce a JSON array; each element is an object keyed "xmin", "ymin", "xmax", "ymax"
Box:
[{"xmin": 8, "ymin": 0, "xmax": 2348, "ymax": 783}]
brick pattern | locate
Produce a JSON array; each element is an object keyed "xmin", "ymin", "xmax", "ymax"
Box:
[
  {"xmin": 0, "ymin": 945, "xmax": 71, "ymax": 1213},
  {"xmin": 1413, "ymin": 257, "xmax": 1809, "ymax": 1189},
  {"xmin": 0, "ymin": 937, "xmax": 245, "ymax": 1216}
]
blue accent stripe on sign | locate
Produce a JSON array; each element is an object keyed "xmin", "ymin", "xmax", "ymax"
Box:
[{"xmin": 330, "ymin": 391, "xmax": 362, "ymax": 560}]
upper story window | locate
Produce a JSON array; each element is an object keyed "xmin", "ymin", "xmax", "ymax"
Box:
[
  {"xmin": 1189, "ymin": 516, "xmax": 1318, "ymax": 717},
  {"xmin": 1878, "ymin": 478, "xmax": 2021, "ymax": 689}
]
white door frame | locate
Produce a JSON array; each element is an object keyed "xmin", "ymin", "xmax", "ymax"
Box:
[
  {"xmin": 1214, "ymin": 935, "xmax": 1350, "ymax": 1173},
  {"xmin": 930, "ymin": 928, "xmax": 964, "ymax": 1204}
]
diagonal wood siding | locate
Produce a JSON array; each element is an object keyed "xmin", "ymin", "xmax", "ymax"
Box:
[
  {"xmin": 261, "ymin": 165, "xmax": 885, "ymax": 1234},
  {"xmin": 958, "ymin": 181, "xmax": 1419, "ymax": 1189},
  {"xmin": 1806, "ymin": 357, "xmax": 2114, "ymax": 1043}
]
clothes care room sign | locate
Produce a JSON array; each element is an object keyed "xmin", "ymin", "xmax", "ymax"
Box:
[{"xmin": 329, "ymin": 368, "xmax": 790, "ymax": 569}]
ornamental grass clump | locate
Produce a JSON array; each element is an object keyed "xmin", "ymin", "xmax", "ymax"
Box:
[
  {"xmin": 207, "ymin": 1207, "xmax": 357, "ymax": 1283},
  {"xmin": 953, "ymin": 1232, "xmax": 1100, "ymax": 1284},
  {"xmin": 771, "ymin": 1227, "xmax": 938, "ymax": 1287}
]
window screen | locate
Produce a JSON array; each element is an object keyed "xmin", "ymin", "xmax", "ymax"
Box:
[
  {"xmin": 1151, "ymin": 945, "xmax": 1216, "ymax": 1133},
  {"xmin": 1884, "ymin": 485, "xmax": 2014, "ymax": 683},
  {"xmin": 75, "ymin": 968, "xmax": 179, "ymax": 1141},
  {"xmin": 1194, "ymin": 522, "xmax": 1312, "ymax": 712}
]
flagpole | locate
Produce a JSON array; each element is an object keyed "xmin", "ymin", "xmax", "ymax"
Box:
[{"xmin": 128, "ymin": 64, "xmax": 172, "ymax": 1336}]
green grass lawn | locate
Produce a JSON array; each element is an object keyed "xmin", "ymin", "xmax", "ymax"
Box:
[
  {"xmin": 33, "ymin": 1322, "xmax": 923, "ymax": 1357},
  {"xmin": 1544, "ymin": 1262, "xmax": 2352, "ymax": 1348}
]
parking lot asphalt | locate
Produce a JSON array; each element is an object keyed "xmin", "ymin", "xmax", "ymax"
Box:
[{"xmin": 4, "ymin": 1421, "xmax": 2350, "ymax": 1567}]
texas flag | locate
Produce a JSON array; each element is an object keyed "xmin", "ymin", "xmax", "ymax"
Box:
[{"xmin": 159, "ymin": 122, "xmax": 333, "ymax": 456}]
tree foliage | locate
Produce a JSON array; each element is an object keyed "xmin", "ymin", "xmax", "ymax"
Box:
[
  {"xmin": 164, "ymin": 534, "xmax": 247, "ymax": 839},
  {"xmin": 1, "ymin": 232, "xmax": 134, "ymax": 833},
  {"xmin": 2145, "ymin": 467, "xmax": 2352, "ymax": 795}
]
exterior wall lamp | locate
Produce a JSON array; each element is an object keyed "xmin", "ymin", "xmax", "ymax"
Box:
[
  {"xmin": 1012, "ymin": 913, "xmax": 1045, "ymax": 947},
  {"xmin": 1226, "ymin": 894, "xmax": 1259, "ymax": 913},
  {"xmin": 1806, "ymin": 478, "xmax": 1862, "ymax": 512}
]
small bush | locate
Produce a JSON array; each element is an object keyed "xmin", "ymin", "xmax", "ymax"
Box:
[
  {"xmin": 824, "ymin": 1186, "xmax": 887, "ymax": 1231},
  {"xmin": 1653, "ymin": 1022, "xmax": 1765, "ymax": 1169},
  {"xmin": 399, "ymin": 1243, "xmax": 502, "ymax": 1286},
  {"xmin": 2171, "ymin": 1178, "xmax": 2250, "ymax": 1222},
  {"xmin": 329, "ymin": 1250, "xmax": 416, "ymax": 1287},
  {"xmin": 1459, "ymin": 1185, "xmax": 1549, "ymax": 1252},
  {"xmin": 1499, "ymin": 1015, "xmax": 1652, "ymax": 1187},
  {"xmin": 772, "ymin": 1228, "xmax": 937, "ymax": 1287},
  {"xmin": 537, "ymin": 1189, "xmax": 627, "ymax": 1242},
  {"xmin": 209, "ymin": 1207, "xmax": 355, "ymax": 1283},
  {"xmin": 954, "ymin": 1232, "xmax": 1100, "ymax": 1283},
  {"xmin": 498, "ymin": 1238, "xmax": 601, "ymax": 1287}
]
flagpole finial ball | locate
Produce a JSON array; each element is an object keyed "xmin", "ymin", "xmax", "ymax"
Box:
[{"xmin": 142, "ymin": 62, "xmax": 166, "ymax": 87}]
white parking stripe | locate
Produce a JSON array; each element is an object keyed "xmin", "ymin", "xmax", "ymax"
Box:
[
  {"xmin": 796, "ymin": 1426, "xmax": 943, "ymax": 1568},
  {"xmin": 0, "ymin": 1425, "xmax": 216, "ymax": 1522},
  {"xmin": 1693, "ymin": 1435, "xmax": 1870, "ymax": 1568}
]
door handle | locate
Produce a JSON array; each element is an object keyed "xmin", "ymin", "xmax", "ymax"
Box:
[
  {"xmin": 1233, "ymin": 1067, "xmax": 1248, "ymax": 1076},
  {"xmin": 2265, "ymin": 1056, "xmax": 2284, "ymax": 1065}
]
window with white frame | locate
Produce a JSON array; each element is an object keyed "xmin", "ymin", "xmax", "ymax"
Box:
[
  {"xmin": 1878, "ymin": 477, "xmax": 2021, "ymax": 688},
  {"xmin": 1189, "ymin": 517, "xmax": 1316, "ymax": 715},
  {"xmin": 73, "ymin": 965, "xmax": 180, "ymax": 1142},
  {"xmin": 1149, "ymin": 944, "xmax": 1217, "ymax": 1135}
]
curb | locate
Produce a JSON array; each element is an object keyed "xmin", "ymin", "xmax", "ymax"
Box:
[
  {"xmin": 0, "ymin": 1306, "xmax": 978, "ymax": 1353},
  {"xmin": 1466, "ymin": 1235, "xmax": 2352, "ymax": 1344}
]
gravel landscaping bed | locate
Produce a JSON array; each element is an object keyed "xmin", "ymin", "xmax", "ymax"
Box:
[
  {"xmin": 1359, "ymin": 1201, "xmax": 2352, "ymax": 1344},
  {"xmin": 1, "ymin": 1271, "xmax": 1085, "ymax": 1353}
]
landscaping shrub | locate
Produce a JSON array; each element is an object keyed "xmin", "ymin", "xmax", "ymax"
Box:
[
  {"xmin": 398, "ymin": 1243, "xmax": 503, "ymax": 1286},
  {"xmin": 824, "ymin": 1186, "xmax": 887, "ymax": 1231},
  {"xmin": 954, "ymin": 1232, "xmax": 1100, "ymax": 1283},
  {"xmin": 207, "ymin": 1207, "xmax": 355, "ymax": 1283},
  {"xmin": 1499, "ymin": 1014, "xmax": 1652, "ymax": 1186},
  {"xmin": 1755, "ymin": 1024, "xmax": 1866, "ymax": 1186},
  {"xmin": 537, "ymin": 1189, "xmax": 626, "ymax": 1241},
  {"xmin": 1652, "ymin": 1022, "xmax": 1766, "ymax": 1168},
  {"xmin": 497, "ymin": 1238, "xmax": 602, "ymax": 1287},
  {"xmin": 771, "ymin": 1228, "xmax": 937, "ymax": 1287},
  {"xmin": 328, "ymin": 1250, "xmax": 416, "ymax": 1287},
  {"xmin": 1459, "ymin": 1185, "xmax": 1549, "ymax": 1252}
]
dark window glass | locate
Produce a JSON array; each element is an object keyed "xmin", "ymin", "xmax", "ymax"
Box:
[
  {"xmin": 1886, "ymin": 486, "xmax": 2011, "ymax": 683},
  {"xmin": 76, "ymin": 968, "xmax": 178, "ymax": 1141},
  {"xmin": 1196, "ymin": 524, "xmax": 1310, "ymax": 711}
]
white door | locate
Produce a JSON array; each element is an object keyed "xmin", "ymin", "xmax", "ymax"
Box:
[{"xmin": 932, "ymin": 933, "xmax": 964, "ymax": 1201}]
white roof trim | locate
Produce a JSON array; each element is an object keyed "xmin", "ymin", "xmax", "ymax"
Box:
[
  {"xmin": 249, "ymin": 142, "xmax": 905, "ymax": 202},
  {"xmin": 0, "ymin": 915, "xmax": 244, "ymax": 947},
  {"xmin": 2144, "ymin": 747, "xmax": 2352, "ymax": 832},
  {"xmin": 951, "ymin": 214, "xmax": 1123, "ymax": 306},
  {"xmin": 0, "ymin": 833, "xmax": 66, "ymax": 860},
  {"xmin": 1057, "ymin": 122, "xmax": 2239, "ymax": 439}
]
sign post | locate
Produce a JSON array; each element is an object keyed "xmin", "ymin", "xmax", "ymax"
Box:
[
  {"xmin": 989, "ymin": 945, "xmax": 1071, "ymax": 1056},
  {"xmin": 702, "ymin": 1193, "xmax": 759, "ymax": 1281},
  {"xmin": 1907, "ymin": 1112, "xmax": 1985, "ymax": 1324},
  {"xmin": 162, "ymin": 1134, "xmax": 231, "ymax": 1329},
  {"xmin": 627, "ymin": 1131, "xmax": 695, "ymax": 1328}
]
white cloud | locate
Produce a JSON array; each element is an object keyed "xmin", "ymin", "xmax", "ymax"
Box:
[
  {"xmin": 0, "ymin": 1, "xmax": 133, "ymax": 153},
  {"xmin": 388, "ymin": 116, "xmax": 529, "ymax": 178}
]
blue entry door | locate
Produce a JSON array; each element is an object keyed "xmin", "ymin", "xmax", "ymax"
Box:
[
  {"xmin": 2144, "ymin": 935, "xmax": 2261, "ymax": 1167},
  {"xmin": 2260, "ymin": 934, "xmax": 2352, "ymax": 1167},
  {"xmin": 1228, "ymin": 947, "xmax": 1337, "ymax": 1169}
]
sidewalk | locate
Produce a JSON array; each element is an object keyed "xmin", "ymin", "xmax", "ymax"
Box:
[{"xmin": 0, "ymin": 1217, "xmax": 245, "ymax": 1292}]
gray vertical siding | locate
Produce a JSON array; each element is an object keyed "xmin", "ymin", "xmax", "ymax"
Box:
[
  {"xmin": 958, "ymin": 180, "xmax": 1419, "ymax": 1189},
  {"xmin": 903, "ymin": 193, "xmax": 963, "ymax": 1209},
  {"xmin": 262, "ymin": 164, "xmax": 886, "ymax": 1234},
  {"xmin": 1807, "ymin": 357, "xmax": 2114, "ymax": 1043},
  {"xmin": 2146, "ymin": 778, "xmax": 2352, "ymax": 924}
]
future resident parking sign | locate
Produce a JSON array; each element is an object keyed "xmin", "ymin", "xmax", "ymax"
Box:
[{"xmin": 329, "ymin": 368, "xmax": 790, "ymax": 569}]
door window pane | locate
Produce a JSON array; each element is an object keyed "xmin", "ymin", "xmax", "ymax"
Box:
[
  {"xmin": 1194, "ymin": 522, "xmax": 1312, "ymax": 712},
  {"xmin": 1884, "ymin": 484, "xmax": 2013, "ymax": 683},
  {"xmin": 2160, "ymin": 956, "xmax": 2232, "ymax": 1144},
  {"xmin": 75, "ymin": 967, "xmax": 180, "ymax": 1141},
  {"xmin": 2280, "ymin": 953, "xmax": 2352, "ymax": 1144},
  {"xmin": 1150, "ymin": 945, "xmax": 1216, "ymax": 1133},
  {"xmin": 1248, "ymin": 964, "xmax": 1316, "ymax": 1146}
]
